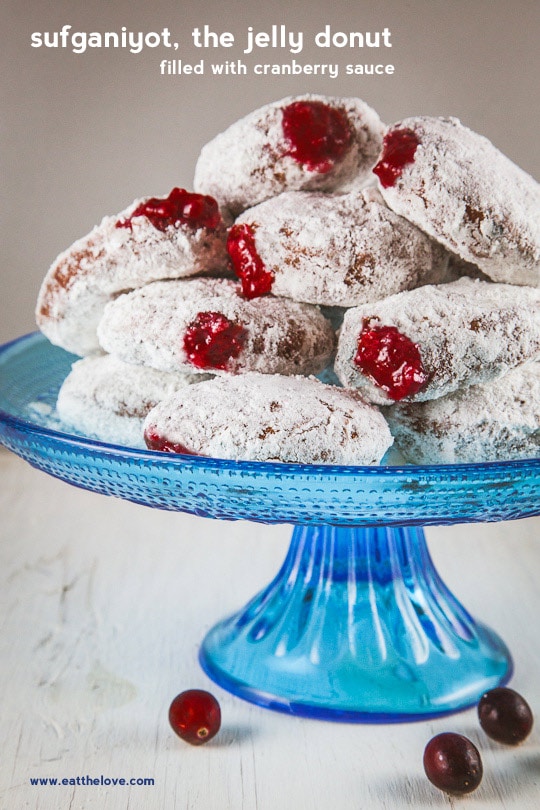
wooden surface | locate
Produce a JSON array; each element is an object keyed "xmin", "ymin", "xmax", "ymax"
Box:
[{"xmin": 1, "ymin": 447, "xmax": 539, "ymax": 809}]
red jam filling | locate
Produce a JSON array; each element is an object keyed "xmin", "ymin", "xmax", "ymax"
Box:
[
  {"xmin": 227, "ymin": 223, "xmax": 274, "ymax": 299},
  {"xmin": 144, "ymin": 429, "xmax": 197, "ymax": 455},
  {"xmin": 281, "ymin": 100, "xmax": 352, "ymax": 173},
  {"xmin": 373, "ymin": 128, "xmax": 420, "ymax": 188},
  {"xmin": 183, "ymin": 311, "xmax": 246, "ymax": 370},
  {"xmin": 116, "ymin": 188, "xmax": 221, "ymax": 232},
  {"xmin": 354, "ymin": 322, "xmax": 427, "ymax": 400}
]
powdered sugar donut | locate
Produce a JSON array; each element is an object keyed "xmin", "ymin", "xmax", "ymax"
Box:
[
  {"xmin": 373, "ymin": 117, "xmax": 540, "ymax": 287},
  {"xmin": 334, "ymin": 278, "xmax": 540, "ymax": 405},
  {"xmin": 97, "ymin": 278, "xmax": 336, "ymax": 377},
  {"xmin": 56, "ymin": 354, "xmax": 211, "ymax": 448},
  {"xmin": 36, "ymin": 188, "xmax": 229, "ymax": 356},
  {"xmin": 194, "ymin": 95, "xmax": 385, "ymax": 217},
  {"xmin": 143, "ymin": 372, "xmax": 393, "ymax": 464},
  {"xmin": 228, "ymin": 187, "xmax": 449, "ymax": 304},
  {"xmin": 385, "ymin": 362, "xmax": 540, "ymax": 463}
]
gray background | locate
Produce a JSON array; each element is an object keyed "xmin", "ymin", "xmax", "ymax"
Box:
[{"xmin": 1, "ymin": 0, "xmax": 539, "ymax": 345}]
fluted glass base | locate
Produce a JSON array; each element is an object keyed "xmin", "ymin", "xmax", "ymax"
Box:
[{"xmin": 200, "ymin": 525, "xmax": 512, "ymax": 721}]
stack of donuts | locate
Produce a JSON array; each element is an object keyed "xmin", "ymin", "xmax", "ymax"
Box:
[{"xmin": 36, "ymin": 95, "xmax": 540, "ymax": 464}]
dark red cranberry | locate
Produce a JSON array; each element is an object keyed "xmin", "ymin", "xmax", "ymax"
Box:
[
  {"xmin": 183, "ymin": 311, "xmax": 246, "ymax": 370},
  {"xmin": 116, "ymin": 188, "xmax": 221, "ymax": 232},
  {"xmin": 169, "ymin": 690, "xmax": 221, "ymax": 746},
  {"xmin": 478, "ymin": 687, "xmax": 533, "ymax": 745},
  {"xmin": 281, "ymin": 100, "xmax": 352, "ymax": 173},
  {"xmin": 144, "ymin": 429, "xmax": 196, "ymax": 455},
  {"xmin": 423, "ymin": 733, "xmax": 483, "ymax": 796},
  {"xmin": 227, "ymin": 223, "xmax": 274, "ymax": 299},
  {"xmin": 354, "ymin": 321, "xmax": 427, "ymax": 400},
  {"xmin": 373, "ymin": 128, "xmax": 420, "ymax": 188}
]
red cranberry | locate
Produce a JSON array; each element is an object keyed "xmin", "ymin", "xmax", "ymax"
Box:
[
  {"xmin": 354, "ymin": 321, "xmax": 427, "ymax": 400},
  {"xmin": 373, "ymin": 128, "xmax": 420, "ymax": 188},
  {"xmin": 227, "ymin": 223, "xmax": 274, "ymax": 299},
  {"xmin": 281, "ymin": 100, "xmax": 352, "ymax": 173},
  {"xmin": 116, "ymin": 188, "xmax": 221, "ymax": 232},
  {"xmin": 183, "ymin": 311, "xmax": 246, "ymax": 370},
  {"xmin": 144, "ymin": 429, "xmax": 196, "ymax": 455},
  {"xmin": 478, "ymin": 687, "xmax": 534, "ymax": 745},
  {"xmin": 423, "ymin": 733, "xmax": 483, "ymax": 796},
  {"xmin": 169, "ymin": 690, "xmax": 221, "ymax": 746}
]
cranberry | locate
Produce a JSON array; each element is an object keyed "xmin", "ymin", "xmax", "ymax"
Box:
[
  {"xmin": 169, "ymin": 690, "xmax": 221, "ymax": 746},
  {"xmin": 424, "ymin": 733, "xmax": 483, "ymax": 796},
  {"xmin": 183, "ymin": 311, "xmax": 246, "ymax": 370},
  {"xmin": 478, "ymin": 687, "xmax": 534, "ymax": 745},
  {"xmin": 281, "ymin": 100, "xmax": 352, "ymax": 173},
  {"xmin": 116, "ymin": 188, "xmax": 221, "ymax": 232},
  {"xmin": 144, "ymin": 429, "xmax": 196, "ymax": 455},
  {"xmin": 227, "ymin": 224, "xmax": 274, "ymax": 299},
  {"xmin": 373, "ymin": 128, "xmax": 420, "ymax": 188},
  {"xmin": 354, "ymin": 321, "xmax": 427, "ymax": 400}
]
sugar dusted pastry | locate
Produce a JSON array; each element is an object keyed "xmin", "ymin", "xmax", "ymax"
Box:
[
  {"xmin": 228, "ymin": 187, "xmax": 448, "ymax": 304},
  {"xmin": 56, "ymin": 354, "xmax": 210, "ymax": 448},
  {"xmin": 97, "ymin": 278, "xmax": 336, "ymax": 377},
  {"xmin": 143, "ymin": 372, "xmax": 393, "ymax": 464},
  {"xmin": 36, "ymin": 188, "xmax": 228, "ymax": 356},
  {"xmin": 373, "ymin": 116, "xmax": 540, "ymax": 287},
  {"xmin": 385, "ymin": 363, "xmax": 540, "ymax": 464},
  {"xmin": 334, "ymin": 278, "xmax": 540, "ymax": 405},
  {"xmin": 194, "ymin": 95, "xmax": 385, "ymax": 217}
]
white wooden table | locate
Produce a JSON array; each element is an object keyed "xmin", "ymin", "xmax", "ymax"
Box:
[{"xmin": 1, "ymin": 448, "xmax": 539, "ymax": 809}]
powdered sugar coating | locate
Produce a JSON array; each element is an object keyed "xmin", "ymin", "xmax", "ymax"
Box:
[
  {"xmin": 234, "ymin": 188, "xmax": 449, "ymax": 306},
  {"xmin": 143, "ymin": 372, "xmax": 393, "ymax": 464},
  {"xmin": 376, "ymin": 117, "xmax": 540, "ymax": 287},
  {"xmin": 56, "ymin": 354, "xmax": 210, "ymax": 448},
  {"xmin": 385, "ymin": 362, "xmax": 540, "ymax": 463},
  {"xmin": 36, "ymin": 195, "xmax": 229, "ymax": 356},
  {"xmin": 335, "ymin": 278, "xmax": 540, "ymax": 404},
  {"xmin": 194, "ymin": 95, "xmax": 385, "ymax": 217},
  {"xmin": 98, "ymin": 278, "xmax": 336, "ymax": 376}
]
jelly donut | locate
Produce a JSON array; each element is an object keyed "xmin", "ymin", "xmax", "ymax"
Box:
[
  {"xmin": 228, "ymin": 187, "xmax": 449, "ymax": 304},
  {"xmin": 97, "ymin": 278, "xmax": 336, "ymax": 376},
  {"xmin": 373, "ymin": 117, "xmax": 540, "ymax": 287},
  {"xmin": 36, "ymin": 188, "xmax": 229, "ymax": 356},
  {"xmin": 143, "ymin": 372, "xmax": 393, "ymax": 464},
  {"xmin": 194, "ymin": 95, "xmax": 385, "ymax": 217},
  {"xmin": 385, "ymin": 362, "xmax": 540, "ymax": 464},
  {"xmin": 334, "ymin": 278, "xmax": 540, "ymax": 405},
  {"xmin": 56, "ymin": 354, "xmax": 211, "ymax": 448}
]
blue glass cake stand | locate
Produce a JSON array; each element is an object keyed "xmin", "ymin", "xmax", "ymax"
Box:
[{"xmin": 1, "ymin": 333, "xmax": 539, "ymax": 722}]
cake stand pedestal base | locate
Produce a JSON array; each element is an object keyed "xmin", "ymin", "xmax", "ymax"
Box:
[{"xmin": 200, "ymin": 525, "xmax": 512, "ymax": 722}]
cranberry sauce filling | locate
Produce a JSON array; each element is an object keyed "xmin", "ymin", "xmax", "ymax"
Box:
[
  {"xmin": 281, "ymin": 100, "xmax": 352, "ymax": 173},
  {"xmin": 116, "ymin": 188, "xmax": 221, "ymax": 232},
  {"xmin": 183, "ymin": 311, "xmax": 247, "ymax": 371},
  {"xmin": 227, "ymin": 223, "xmax": 274, "ymax": 299},
  {"xmin": 144, "ymin": 429, "xmax": 197, "ymax": 455},
  {"xmin": 354, "ymin": 321, "xmax": 427, "ymax": 400},
  {"xmin": 373, "ymin": 128, "xmax": 420, "ymax": 188}
]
